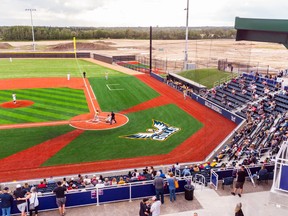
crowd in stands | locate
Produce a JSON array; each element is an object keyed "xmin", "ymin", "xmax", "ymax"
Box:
[
  {"xmin": 166, "ymin": 71, "xmax": 287, "ymax": 169},
  {"xmin": 201, "ymin": 72, "xmax": 286, "ymax": 111}
]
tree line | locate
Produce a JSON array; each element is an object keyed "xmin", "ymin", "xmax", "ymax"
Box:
[{"xmin": 0, "ymin": 26, "xmax": 236, "ymax": 41}]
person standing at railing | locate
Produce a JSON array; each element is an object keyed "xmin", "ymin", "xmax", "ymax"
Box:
[
  {"xmin": 53, "ymin": 181, "xmax": 67, "ymax": 216},
  {"xmin": 167, "ymin": 173, "xmax": 176, "ymax": 202},
  {"xmin": 13, "ymin": 184, "xmax": 28, "ymax": 216},
  {"xmin": 153, "ymin": 171, "xmax": 164, "ymax": 204}
]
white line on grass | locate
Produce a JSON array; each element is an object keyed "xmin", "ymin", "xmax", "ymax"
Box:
[
  {"xmin": 90, "ymin": 85, "xmax": 97, "ymax": 99},
  {"xmin": 106, "ymin": 84, "xmax": 124, "ymax": 91}
]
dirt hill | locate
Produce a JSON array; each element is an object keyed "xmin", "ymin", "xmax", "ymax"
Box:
[
  {"xmin": 0, "ymin": 43, "xmax": 13, "ymax": 49},
  {"xmin": 48, "ymin": 41, "xmax": 116, "ymax": 51}
]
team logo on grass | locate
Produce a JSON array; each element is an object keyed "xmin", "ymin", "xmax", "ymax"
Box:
[{"xmin": 122, "ymin": 119, "xmax": 180, "ymax": 141}]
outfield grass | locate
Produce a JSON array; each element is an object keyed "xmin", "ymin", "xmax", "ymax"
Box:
[
  {"xmin": 0, "ymin": 59, "xmax": 122, "ymax": 79},
  {"xmin": 42, "ymin": 104, "xmax": 203, "ymax": 166},
  {"xmin": 178, "ymin": 68, "xmax": 235, "ymax": 89},
  {"xmin": 89, "ymin": 76, "xmax": 160, "ymax": 112},
  {"xmin": 0, "ymin": 125, "xmax": 74, "ymax": 159},
  {"xmin": 0, "ymin": 88, "xmax": 88, "ymax": 124}
]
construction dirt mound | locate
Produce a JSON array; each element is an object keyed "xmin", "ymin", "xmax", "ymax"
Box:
[
  {"xmin": 0, "ymin": 43, "xmax": 13, "ymax": 49},
  {"xmin": 48, "ymin": 41, "xmax": 117, "ymax": 51}
]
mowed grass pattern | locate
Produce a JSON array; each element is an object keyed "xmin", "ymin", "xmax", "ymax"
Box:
[
  {"xmin": 0, "ymin": 125, "xmax": 74, "ymax": 159},
  {"xmin": 89, "ymin": 76, "xmax": 160, "ymax": 112},
  {"xmin": 0, "ymin": 88, "xmax": 89, "ymax": 124},
  {"xmin": 43, "ymin": 104, "xmax": 203, "ymax": 166}
]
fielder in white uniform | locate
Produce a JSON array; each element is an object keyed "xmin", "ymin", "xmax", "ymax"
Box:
[{"xmin": 12, "ymin": 93, "xmax": 16, "ymax": 104}]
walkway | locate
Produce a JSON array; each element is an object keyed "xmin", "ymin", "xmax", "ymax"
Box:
[{"xmin": 38, "ymin": 181, "xmax": 287, "ymax": 216}]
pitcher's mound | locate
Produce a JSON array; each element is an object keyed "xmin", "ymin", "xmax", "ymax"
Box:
[
  {"xmin": 69, "ymin": 112, "xmax": 129, "ymax": 130},
  {"xmin": 0, "ymin": 100, "xmax": 34, "ymax": 109}
]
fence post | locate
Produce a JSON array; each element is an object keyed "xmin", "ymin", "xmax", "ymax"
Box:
[
  {"xmin": 96, "ymin": 187, "xmax": 99, "ymax": 206},
  {"xmin": 129, "ymin": 183, "xmax": 132, "ymax": 202}
]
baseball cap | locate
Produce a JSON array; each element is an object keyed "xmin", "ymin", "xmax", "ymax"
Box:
[
  {"xmin": 16, "ymin": 184, "xmax": 21, "ymax": 188},
  {"xmin": 151, "ymin": 196, "xmax": 157, "ymax": 201}
]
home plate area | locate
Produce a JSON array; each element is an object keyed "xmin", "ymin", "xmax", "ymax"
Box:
[{"xmin": 69, "ymin": 112, "xmax": 129, "ymax": 130}]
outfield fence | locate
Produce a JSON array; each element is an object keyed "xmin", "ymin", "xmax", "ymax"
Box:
[{"xmin": 0, "ymin": 52, "xmax": 90, "ymax": 58}]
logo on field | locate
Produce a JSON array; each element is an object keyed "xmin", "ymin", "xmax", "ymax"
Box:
[{"xmin": 121, "ymin": 119, "xmax": 180, "ymax": 141}]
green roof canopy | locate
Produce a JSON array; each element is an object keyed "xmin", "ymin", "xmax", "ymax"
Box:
[{"xmin": 235, "ymin": 17, "xmax": 288, "ymax": 48}]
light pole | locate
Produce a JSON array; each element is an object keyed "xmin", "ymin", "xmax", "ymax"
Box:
[
  {"xmin": 184, "ymin": 0, "xmax": 189, "ymax": 70},
  {"xmin": 25, "ymin": 8, "xmax": 36, "ymax": 51}
]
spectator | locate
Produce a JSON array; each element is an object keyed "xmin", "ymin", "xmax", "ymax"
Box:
[
  {"xmin": 150, "ymin": 196, "xmax": 161, "ymax": 216},
  {"xmin": 167, "ymin": 173, "xmax": 176, "ymax": 202},
  {"xmin": 25, "ymin": 187, "xmax": 39, "ymax": 216},
  {"xmin": 174, "ymin": 162, "xmax": 181, "ymax": 176},
  {"xmin": 37, "ymin": 181, "xmax": 47, "ymax": 188},
  {"xmin": 83, "ymin": 175, "xmax": 91, "ymax": 186},
  {"xmin": 182, "ymin": 166, "xmax": 191, "ymax": 176},
  {"xmin": 77, "ymin": 174, "xmax": 84, "ymax": 185},
  {"xmin": 91, "ymin": 175, "xmax": 97, "ymax": 186},
  {"xmin": 104, "ymin": 178, "xmax": 111, "ymax": 186},
  {"xmin": 231, "ymin": 165, "xmax": 246, "ymax": 197},
  {"xmin": 0, "ymin": 187, "xmax": 14, "ymax": 216},
  {"xmin": 257, "ymin": 165, "xmax": 268, "ymax": 179},
  {"xmin": 139, "ymin": 198, "xmax": 150, "ymax": 216},
  {"xmin": 53, "ymin": 181, "xmax": 67, "ymax": 216},
  {"xmin": 13, "ymin": 184, "xmax": 27, "ymax": 216},
  {"xmin": 131, "ymin": 169, "xmax": 140, "ymax": 180},
  {"xmin": 153, "ymin": 171, "xmax": 164, "ymax": 204},
  {"xmin": 62, "ymin": 178, "xmax": 69, "ymax": 187},
  {"xmin": 193, "ymin": 164, "xmax": 200, "ymax": 172},
  {"xmin": 96, "ymin": 180, "xmax": 105, "ymax": 188},
  {"xmin": 118, "ymin": 177, "xmax": 126, "ymax": 185},
  {"xmin": 159, "ymin": 170, "xmax": 166, "ymax": 178},
  {"xmin": 23, "ymin": 183, "xmax": 30, "ymax": 191},
  {"xmin": 143, "ymin": 167, "xmax": 149, "ymax": 175},
  {"xmin": 235, "ymin": 202, "xmax": 244, "ymax": 216},
  {"xmin": 47, "ymin": 176, "xmax": 56, "ymax": 184},
  {"xmin": 111, "ymin": 178, "xmax": 117, "ymax": 186}
]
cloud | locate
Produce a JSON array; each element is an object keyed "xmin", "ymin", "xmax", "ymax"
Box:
[{"xmin": 1, "ymin": 0, "xmax": 288, "ymax": 27}]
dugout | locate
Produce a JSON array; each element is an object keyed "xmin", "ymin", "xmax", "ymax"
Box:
[{"xmin": 167, "ymin": 72, "xmax": 206, "ymax": 94}]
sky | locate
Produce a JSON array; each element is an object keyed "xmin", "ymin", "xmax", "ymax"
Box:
[{"xmin": 1, "ymin": 0, "xmax": 288, "ymax": 27}]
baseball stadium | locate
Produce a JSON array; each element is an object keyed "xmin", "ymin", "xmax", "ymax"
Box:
[{"xmin": 0, "ymin": 10, "xmax": 288, "ymax": 216}]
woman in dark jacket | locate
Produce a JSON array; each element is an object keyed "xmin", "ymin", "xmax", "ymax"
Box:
[
  {"xmin": 139, "ymin": 198, "xmax": 150, "ymax": 216},
  {"xmin": 235, "ymin": 202, "xmax": 244, "ymax": 216}
]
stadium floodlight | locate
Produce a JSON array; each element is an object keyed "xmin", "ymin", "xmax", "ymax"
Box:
[
  {"xmin": 25, "ymin": 8, "xmax": 36, "ymax": 51},
  {"xmin": 184, "ymin": 0, "xmax": 189, "ymax": 70}
]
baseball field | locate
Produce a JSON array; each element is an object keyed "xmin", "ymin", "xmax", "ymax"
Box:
[{"xmin": 0, "ymin": 58, "xmax": 236, "ymax": 182}]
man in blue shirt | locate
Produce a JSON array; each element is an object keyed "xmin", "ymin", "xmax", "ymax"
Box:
[{"xmin": 0, "ymin": 187, "xmax": 14, "ymax": 216}]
